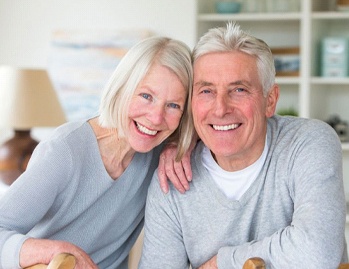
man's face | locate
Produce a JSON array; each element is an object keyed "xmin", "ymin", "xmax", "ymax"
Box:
[{"xmin": 192, "ymin": 51, "xmax": 278, "ymax": 171}]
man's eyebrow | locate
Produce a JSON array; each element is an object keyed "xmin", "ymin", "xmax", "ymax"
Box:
[
  {"xmin": 229, "ymin": 80, "xmax": 251, "ymax": 86},
  {"xmin": 194, "ymin": 80, "xmax": 250, "ymax": 87},
  {"xmin": 194, "ymin": 81, "xmax": 213, "ymax": 87}
]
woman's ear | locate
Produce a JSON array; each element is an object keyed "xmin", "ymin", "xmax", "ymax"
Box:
[{"xmin": 265, "ymin": 84, "xmax": 280, "ymax": 118}]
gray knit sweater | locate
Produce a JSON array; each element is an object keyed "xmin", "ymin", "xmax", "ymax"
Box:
[
  {"xmin": 0, "ymin": 121, "xmax": 161, "ymax": 269},
  {"xmin": 140, "ymin": 115, "xmax": 347, "ymax": 269}
]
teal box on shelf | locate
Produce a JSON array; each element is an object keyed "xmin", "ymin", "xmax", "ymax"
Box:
[{"xmin": 321, "ymin": 37, "xmax": 349, "ymax": 77}]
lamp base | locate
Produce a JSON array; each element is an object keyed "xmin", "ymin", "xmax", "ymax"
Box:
[{"xmin": 0, "ymin": 130, "xmax": 38, "ymax": 185}]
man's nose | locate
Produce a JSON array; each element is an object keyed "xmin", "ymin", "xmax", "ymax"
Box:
[{"xmin": 214, "ymin": 95, "xmax": 231, "ymax": 117}]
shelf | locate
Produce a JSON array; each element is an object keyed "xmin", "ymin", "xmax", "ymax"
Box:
[
  {"xmin": 197, "ymin": 12, "xmax": 302, "ymax": 22},
  {"xmin": 312, "ymin": 11, "xmax": 349, "ymax": 19},
  {"xmin": 276, "ymin": 77, "xmax": 301, "ymax": 85},
  {"xmin": 311, "ymin": 77, "xmax": 349, "ymax": 85}
]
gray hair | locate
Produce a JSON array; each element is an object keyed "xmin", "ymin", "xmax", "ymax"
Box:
[
  {"xmin": 193, "ymin": 21, "xmax": 275, "ymax": 96},
  {"xmin": 175, "ymin": 22, "xmax": 276, "ymax": 157},
  {"xmin": 98, "ymin": 36, "xmax": 194, "ymax": 159}
]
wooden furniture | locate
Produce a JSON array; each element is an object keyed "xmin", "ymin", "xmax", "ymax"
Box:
[
  {"xmin": 243, "ymin": 257, "xmax": 266, "ymax": 269},
  {"xmin": 25, "ymin": 253, "xmax": 76, "ymax": 269},
  {"xmin": 243, "ymin": 258, "xmax": 349, "ymax": 269}
]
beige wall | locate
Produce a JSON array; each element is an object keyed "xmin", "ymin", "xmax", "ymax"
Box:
[
  {"xmin": 0, "ymin": 0, "xmax": 196, "ymax": 140},
  {"xmin": 0, "ymin": 0, "xmax": 196, "ymax": 68}
]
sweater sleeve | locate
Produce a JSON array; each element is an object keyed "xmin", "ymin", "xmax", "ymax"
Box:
[
  {"xmin": 138, "ymin": 172, "xmax": 190, "ymax": 269},
  {"xmin": 0, "ymin": 138, "xmax": 73, "ymax": 269},
  {"xmin": 217, "ymin": 120, "xmax": 347, "ymax": 269}
]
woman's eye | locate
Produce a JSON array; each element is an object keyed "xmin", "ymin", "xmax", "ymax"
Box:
[
  {"xmin": 167, "ymin": 103, "xmax": 181, "ymax": 110},
  {"xmin": 141, "ymin": 93, "xmax": 152, "ymax": 100}
]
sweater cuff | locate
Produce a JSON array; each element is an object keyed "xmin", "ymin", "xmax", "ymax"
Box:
[
  {"xmin": 217, "ymin": 246, "xmax": 233, "ymax": 269},
  {"xmin": 1, "ymin": 234, "xmax": 29, "ymax": 269}
]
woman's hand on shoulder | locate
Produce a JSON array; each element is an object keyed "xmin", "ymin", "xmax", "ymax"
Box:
[{"xmin": 157, "ymin": 143, "xmax": 193, "ymax": 194}]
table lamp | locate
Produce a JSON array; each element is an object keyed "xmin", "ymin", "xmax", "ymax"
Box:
[{"xmin": 0, "ymin": 66, "xmax": 66, "ymax": 185}]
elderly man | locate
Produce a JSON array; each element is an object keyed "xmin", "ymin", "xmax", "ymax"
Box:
[{"xmin": 139, "ymin": 22, "xmax": 347, "ymax": 269}]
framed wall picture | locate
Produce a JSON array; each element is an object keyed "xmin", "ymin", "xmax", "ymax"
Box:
[
  {"xmin": 48, "ymin": 29, "xmax": 152, "ymax": 122},
  {"xmin": 271, "ymin": 47, "xmax": 300, "ymax": 76}
]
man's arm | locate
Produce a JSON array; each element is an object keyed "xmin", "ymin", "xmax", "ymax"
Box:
[
  {"xmin": 198, "ymin": 256, "xmax": 218, "ymax": 269},
  {"xmin": 139, "ymin": 173, "xmax": 190, "ymax": 269}
]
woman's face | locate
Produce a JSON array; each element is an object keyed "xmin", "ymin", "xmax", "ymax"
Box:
[{"xmin": 127, "ymin": 64, "xmax": 187, "ymax": 152}]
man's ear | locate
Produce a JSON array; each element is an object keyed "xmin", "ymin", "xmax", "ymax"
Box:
[{"xmin": 265, "ymin": 84, "xmax": 280, "ymax": 118}]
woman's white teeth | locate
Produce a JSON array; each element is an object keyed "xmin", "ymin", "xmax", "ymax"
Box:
[
  {"xmin": 137, "ymin": 122, "xmax": 157, "ymax": 135},
  {"xmin": 212, "ymin": 123, "xmax": 239, "ymax": 131}
]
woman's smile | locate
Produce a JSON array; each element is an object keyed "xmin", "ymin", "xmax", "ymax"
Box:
[{"xmin": 135, "ymin": 121, "xmax": 158, "ymax": 136}]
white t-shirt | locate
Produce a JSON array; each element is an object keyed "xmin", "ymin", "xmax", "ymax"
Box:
[{"xmin": 202, "ymin": 140, "xmax": 268, "ymax": 200}]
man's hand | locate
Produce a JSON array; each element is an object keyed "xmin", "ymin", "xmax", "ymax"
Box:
[
  {"xmin": 158, "ymin": 144, "xmax": 193, "ymax": 194},
  {"xmin": 198, "ymin": 255, "xmax": 218, "ymax": 269}
]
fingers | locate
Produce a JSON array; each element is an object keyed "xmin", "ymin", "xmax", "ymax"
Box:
[
  {"xmin": 158, "ymin": 156, "xmax": 169, "ymax": 193},
  {"xmin": 173, "ymin": 160, "xmax": 190, "ymax": 190},
  {"xmin": 181, "ymin": 151, "xmax": 192, "ymax": 182},
  {"xmin": 159, "ymin": 156, "xmax": 186, "ymax": 194},
  {"xmin": 169, "ymin": 160, "xmax": 189, "ymax": 194},
  {"xmin": 74, "ymin": 251, "xmax": 99, "ymax": 269},
  {"xmin": 158, "ymin": 143, "xmax": 192, "ymax": 194}
]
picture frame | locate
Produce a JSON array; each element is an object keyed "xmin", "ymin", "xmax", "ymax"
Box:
[
  {"xmin": 47, "ymin": 29, "xmax": 152, "ymax": 122},
  {"xmin": 271, "ymin": 47, "xmax": 300, "ymax": 76}
]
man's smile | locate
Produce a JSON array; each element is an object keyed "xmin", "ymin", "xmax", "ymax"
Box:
[{"xmin": 211, "ymin": 123, "xmax": 240, "ymax": 131}]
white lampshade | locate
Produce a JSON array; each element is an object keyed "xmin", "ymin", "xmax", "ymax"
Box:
[{"xmin": 0, "ymin": 66, "xmax": 66, "ymax": 129}]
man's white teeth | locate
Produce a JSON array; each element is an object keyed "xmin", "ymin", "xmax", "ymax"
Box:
[
  {"xmin": 212, "ymin": 124, "xmax": 239, "ymax": 131},
  {"xmin": 137, "ymin": 123, "xmax": 157, "ymax": 136}
]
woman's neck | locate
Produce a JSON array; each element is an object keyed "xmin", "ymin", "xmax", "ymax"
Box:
[{"xmin": 89, "ymin": 117, "xmax": 136, "ymax": 179}]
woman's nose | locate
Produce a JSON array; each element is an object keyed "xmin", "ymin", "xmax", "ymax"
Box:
[{"xmin": 148, "ymin": 104, "xmax": 165, "ymax": 125}]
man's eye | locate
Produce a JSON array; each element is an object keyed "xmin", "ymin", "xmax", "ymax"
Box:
[
  {"xmin": 167, "ymin": 103, "xmax": 181, "ymax": 110},
  {"xmin": 141, "ymin": 93, "xmax": 152, "ymax": 100},
  {"xmin": 236, "ymin": 87, "xmax": 245, "ymax": 93},
  {"xmin": 202, "ymin": 89, "xmax": 211, "ymax": 94}
]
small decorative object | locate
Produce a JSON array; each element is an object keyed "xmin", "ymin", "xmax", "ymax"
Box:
[
  {"xmin": 215, "ymin": 1, "xmax": 242, "ymax": 14},
  {"xmin": 321, "ymin": 37, "xmax": 349, "ymax": 77},
  {"xmin": 337, "ymin": 0, "xmax": 349, "ymax": 12},
  {"xmin": 0, "ymin": 67, "xmax": 66, "ymax": 185},
  {"xmin": 325, "ymin": 114, "xmax": 349, "ymax": 142},
  {"xmin": 271, "ymin": 47, "xmax": 300, "ymax": 76}
]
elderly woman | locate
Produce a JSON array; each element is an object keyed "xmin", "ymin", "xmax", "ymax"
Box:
[{"xmin": 0, "ymin": 36, "xmax": 194, "ymax": 269}]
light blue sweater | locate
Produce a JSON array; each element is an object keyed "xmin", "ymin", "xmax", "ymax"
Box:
[
  {"xmin": 140, "ymin": 115, "xmax": 348, "ymax": 269},
  {"xmin": 0, "ymin": 121, "xmax": 161, "ymax": 269}
]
